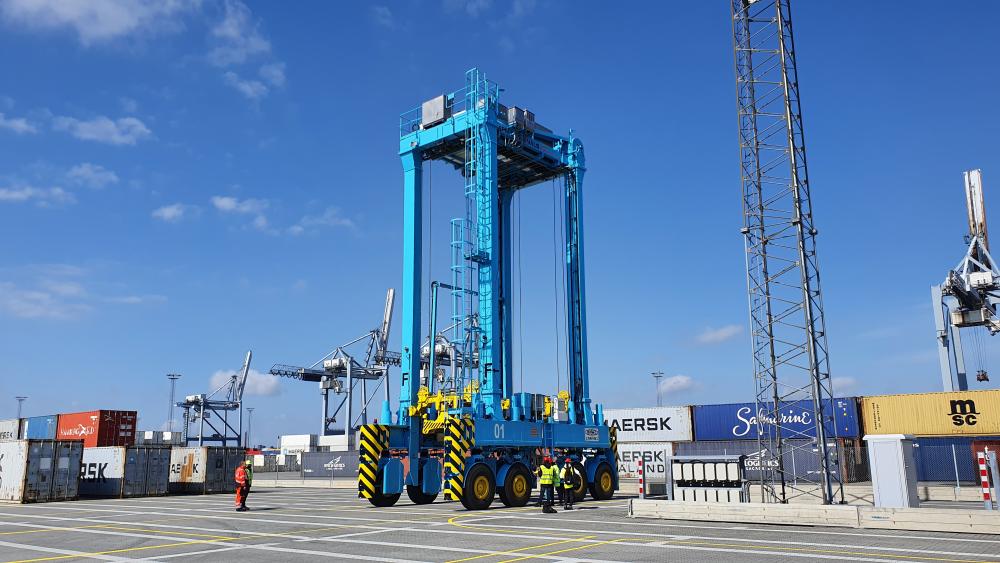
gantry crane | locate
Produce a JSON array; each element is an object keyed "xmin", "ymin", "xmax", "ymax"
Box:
[
  {"xmin": 269, "ymin": 289, "xmax": 398, "ymax": 440},
  {"xmin": 178, "ymin": 350, "xmax": 252, "ymax": 447},
  {"xmin": 357, "ymin": 68, "xmax": 617, "ymax": 510},
  {"xmin": 933, "ymin": 170, "xmax": 999, "ymax": 391}
]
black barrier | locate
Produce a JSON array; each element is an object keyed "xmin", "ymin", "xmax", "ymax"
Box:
[{"xmin": 300, "ymin": 451, "xmax": 359, "ymax": 479}]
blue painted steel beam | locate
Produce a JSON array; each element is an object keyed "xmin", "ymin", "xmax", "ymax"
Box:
[
  {"xmin": 399, "ymin": 149, "xmax": 423, "ymax": 473},
  {"xmin": 563, "ymin": 138, "xmax": 593, "ymax": 424}
]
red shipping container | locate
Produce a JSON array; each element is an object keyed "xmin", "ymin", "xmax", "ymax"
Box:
[{"xmin": 56, "ymin": 410, "xmax": 137, "ymax": 448}]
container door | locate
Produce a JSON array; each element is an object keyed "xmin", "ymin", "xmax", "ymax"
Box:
[
  {"xmin": 25, "ymin": 441, "xmax": 55, "ymax": 502},
  {"xmin": 52, "ymin": 441, "xmax": 80, "ymax": 500},
  {"xmin": 0, "ymin": 441, "xmax": 28, "ymax": 501},
  {"xmin": 148, "ymin": 448, "xmax": 169, "ymax": 495}
]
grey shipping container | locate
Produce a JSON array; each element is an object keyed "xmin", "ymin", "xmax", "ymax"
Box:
[
  {"xmin": 136, "ymin": 431, "xmax": 185, "ymax": 446},
  {"xmin": 0, "ymin": 440, "xmax": 83, "ymax": 503},
  {"xmin": 300, "ymin": 451, "xmax": 360, "ymax": 479},
  {"xmin": 79, "ymin": 446, "xmax": 171, "ymax": 498},
  {"xmin": 169, "ymin": 447, "xmax": 246, "ymax": 494}
]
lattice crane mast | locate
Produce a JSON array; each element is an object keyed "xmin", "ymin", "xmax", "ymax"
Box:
[{"xmin": 178, "ymin": 350, "xmax": 252, "ymax": 447}]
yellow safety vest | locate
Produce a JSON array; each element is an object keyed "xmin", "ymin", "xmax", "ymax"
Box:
[
  {"xmin": 538, "ymin": 465, "xmax": 559, "ymax": 485},
  {"xmin": 561, "ymin": 466, "xmax": 576, "ymax": 489}
]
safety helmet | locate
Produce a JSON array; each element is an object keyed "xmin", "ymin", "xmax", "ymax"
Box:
[
  {"xmin": 565, "ymin": 458, "xmax": 572, "ymax": 463},
  {"xmin": 543, "ymin": 456, "xmax": 552, "ymax": 463}
]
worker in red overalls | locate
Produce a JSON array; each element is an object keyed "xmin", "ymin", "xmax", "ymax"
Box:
[{"xmin": 235, "ymin": 460, "xmax": 250, "ymax": 512}]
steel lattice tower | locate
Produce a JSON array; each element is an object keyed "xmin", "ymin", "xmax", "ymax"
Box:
[{"xmin": 732, "ymin": 0, "xmax": 843, "ymax": 504}]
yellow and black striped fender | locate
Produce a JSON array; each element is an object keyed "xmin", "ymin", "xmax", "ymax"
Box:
[
  {"xmin": 358, "ymin": 423, "xmax": 389, "ymax": 499},
  {"xmin": 443, "ymin": 417, "xmax": 475, "ymax": 501},
  {"xmin": 609, "ymin": 426, "xmax": 619, "ymax": 471}
]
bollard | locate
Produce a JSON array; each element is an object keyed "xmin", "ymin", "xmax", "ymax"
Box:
[
  {"xmin": 978, "ymin": 452, "xmax": 993, "ymax": 510},
  {"xmin": 638, "ymin": 458, "xmax": 645, "ymax": 499}
]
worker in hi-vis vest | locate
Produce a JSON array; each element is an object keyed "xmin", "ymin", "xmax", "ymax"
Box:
[
  {"xmin": 235, "ymin": 460, "xmax": 251, "ymax": 512},
  {"xmin": 535, "ymin": 457, "xmax": 560, "ymax": 513},
  {"xmin": 560, "ymin": 458, "xmax": 576, "ymax": 510}
]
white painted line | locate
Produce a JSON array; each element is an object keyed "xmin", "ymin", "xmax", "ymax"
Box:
[{"xmin": 0, "ymin": 539, "xmax": 134, "ymax": 562}]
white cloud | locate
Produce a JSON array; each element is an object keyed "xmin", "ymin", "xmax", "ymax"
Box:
[
  {"xmin": 211, "ymin": 195, "xmax": 268, "ymax": 214},
  {"xmin": 53, "ymin": 115, "xmax": 151, "ymax": 145},
  {"xmin": 695, "ymin": 324, "xmax": 743, "ymax": 345},
  {"xmin": 0, "ymin": 0, "xmax": 197, "ymax": 46},
  {"xmin": 288, "ymin": 206, "xmax": 355, "ymax": 235},
  {"xmin": 151, "ymin": 203, "xmax": 191, "ymax": 223},
  {"xmin": 831, "ymin": 376, "xmax": 858, "ymax": 395},
  {"xmin": 371, "ymin": 5, "xmax": 394, "ymax": 28},
  {"xmin": 119, "ymin": 97, "xmax": 138, "ymax": 113},
  {"xmin": 66, "ymin": 163, "xmax": 119, "ymax": 189},
  {"xmin": 223, "ymin": 71, "xmax": 268, "ymax": 100},
  {"xmin": 443, "ymin": 0, "xmax": 493, "ymax": 17},
  {"xmin": 0, "ymin": 112, "xmax": 37, "ymax": 134},
  {"xmin": 39, "ymin": 279, "xmax": 85, "ymax": 297},
  {"xmin": 210, "ymin": 368, "xmax": 280, "ymax": 397},
  {"xmin": 105, "ymin": 294, "xmax": 166, "ymax": 305},
  {"xmin": 0, "ymin": 185, "xmax": 74, "ymax": 205},
  {"xmin": 0, "ymin": 281, "xmax": 90, "ymax": 319},
  {"xmin": 208, "ymin": 0, "xmax": 270, "ymax": 66},
  {"xmin": 658, "ymin": 374, "xmax": 696, "ymax": 395},
  {"xmin": 258, "ymin": 62, "xmax": 285, "ymax": 87}
]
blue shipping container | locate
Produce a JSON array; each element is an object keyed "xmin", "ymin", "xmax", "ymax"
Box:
[
  {"xmin": 693, "ymin": 397, "xmax": 860, "ymax": 441},
  {"xmin": 912, "ymin": 437, "xmax": 979, "ymax": 483},
  {"xmin": 23, "ymin": 415, "xmax": 58, "ymax": 440}
]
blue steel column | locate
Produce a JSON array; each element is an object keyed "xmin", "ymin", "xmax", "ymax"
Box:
[
  {"xmin": 475, "ymin": 119, "xmax": 502, "ymax": 417},
  {"xmin": 400, "ymin": 149, "xmax": 423, "ymax": 476},
  {"xmin": 564, "ymin": 139, "xmax": 592, "ymax": 424},
  {"xmin": 500, "ymin": 189, "xmax": 515, "ymax": 407}
]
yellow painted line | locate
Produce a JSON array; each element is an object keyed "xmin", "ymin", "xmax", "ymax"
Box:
[
  {"xmin": 444, "ymin": 535, "xmax": 596, "ymax": 563},
  {"xmin": 0, "ymin": 523, "xmax": 124, "ymax": 536},
  {"xmin": 446, "ymin": 513, "xmax": 580, "ymax": 539},
  {"xmin": 86, "ymin": 524, "xmax": 236, "ymax": 540},
  {"xmin": 498, "ymin": 538, "xmax": 627, "ymax": 562},
  {"xmin": 3, "ymin": 536, "xmax": 243, "ymax": 563},
  {"xmin": 658, "ymin": 539, "xmax": 996, "ymax": 563}
]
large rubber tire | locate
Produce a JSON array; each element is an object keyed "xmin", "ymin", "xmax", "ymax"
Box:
[
  {"xmin": 589, "ymin": 463, "xmax": 615, "ymax": 501},
  {"xmin": 498, "ymin": 464, "xmax": 532, "ymax": 507},
  {"xmin": 460, "ymin": 463, "xmax": 496, "ymax": 510},
  {"xmin": 406, "ymin": 484, "xmax": 438, "ymax": 505},
  {"xmin": 569, "ymin": 462, "xmax": 588, "ymax": 503},
  {"xmin": 367, "ymin": 467, "xmax": 401, "ymax": 508}
]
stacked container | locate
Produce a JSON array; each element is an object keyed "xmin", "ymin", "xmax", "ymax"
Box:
[
  {"xmin": 79, "ymin": 446, "xmax": 171, "ymax": 498},
  {"xmin": 136, "ymin": 430, "xmax": 185, "ymax": 446},
  {"xmin": 0, "ymin": 419, "xmax": 21, "ymax": 441},
  {"xmin": 21, "ymin": 415, "xmax": 58, "ymax": 440},
  {"xmin": 168, "ymin": 447, "xmax": 246, "ymax": 494},
  {"xmin": 861, "ymin": 390, "xmax": 1000, "ymax": 436},
  {"xmin": 604, "ymin": 407, "xmax": 693, "ymax": 489},
  {"xmin": 56, "ymin": 410, "xmax": 137, "ymax": 448},
  {"xmin": 0, "ymin": 440, "xmax": 83, "ymax": 503}
]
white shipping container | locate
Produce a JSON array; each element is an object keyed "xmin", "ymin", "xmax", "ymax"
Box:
[
  {"xmin": 169, "ymin": 447, "xmax": 245, "ymax": 494},
  {"xmin": 80, "ymin": 446, "xmax": 170, "ymax": 498},
  {"xmin": 0, "ymin": 440, "xmax": 83, "ymax": 503},
  {"xmin": 317, "ymin": 434, "xmax": 352, "ymax": 451},
  {"xmin": 280, "ymin": 434, "xmax": 318, "ymax": 448},
  {"xmin": 614, "ymin": 442, "xmax": 674, "ymax": 480},
  {"xmin": 605, "ymin": 407, "xmax": 693, "ymax": 442},
  {"xmin": 0, "ymin": 419, "xmax": 20, "ymax": 441}
]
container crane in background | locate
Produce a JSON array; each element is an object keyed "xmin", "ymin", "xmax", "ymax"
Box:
[
  {"xmin": 269, "ymin": 289, "xmax": 399, "ymax": 443},
  {"xmin": 178, "ymin": 350, "xmax": 251, "ymax": 447},
  {"xmin": 731, "ymin": 0, "xmax": 843, "ymax": 504},
  {"xmin": 933, "ymin": 170, "xmax": 1000, "ymax": 391}
]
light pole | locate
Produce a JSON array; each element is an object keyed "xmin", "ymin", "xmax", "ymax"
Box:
[
  {"xmin": 166, "ymin": 374, "xmax": 182, "ymax": 432},
  {"xmin": 246, "ymin": 407, "xmax": 255, "ymax": 448},
  {"xmin": 15, "ymin": 396, "xmax": 27, "ymax": 419},
  {"xmin": 651, "ymin": 372, "xmax": 664, "ymax": 407}
]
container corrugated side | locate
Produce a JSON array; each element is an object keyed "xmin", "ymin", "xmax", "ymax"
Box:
[
  {"xmin": 0, "ymin": 419, "xmax": 21, "ymax": 442},
  {"xmin": 169, "ymin": 447, "xmax": 209, "ymax": 493},
  {"xmin": 0, "ymin": 440, "xmax": 83, "ymax": 503},
  {"xmin": 0, "ymin": 441, "xmax": 29, "ymax": 501},
  {"xmin": 80, "ymin": 447, "xmax": 126, "ymax": 497},
  {"xmin": 57, "ymin": 410, "xmax": 137, "ymax": 448},
  {"xmin": 692, "ymin": 397, "xmax": 860, "ymax": 441},
  {"xmin": 23, "ymin": 416, "xmax": 58, "ymax": 440},
  {"xmin": 862, "ymin": 390, "xmax": 1000, "ymax": 436},
  {"xmin": 604, "ymin": 407, "xmax": 693, "ymax": 442},
  {"xmin": 613, "ymin": 442, "xmax": 674, "ymax": 479}
]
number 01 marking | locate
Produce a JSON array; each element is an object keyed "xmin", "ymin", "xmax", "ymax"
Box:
[{"xmin": 493, "ymin": 424, "xmax": 505, "ymax": 439}]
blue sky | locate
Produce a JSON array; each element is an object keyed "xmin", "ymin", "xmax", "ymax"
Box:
[{"xmin": 0, "ymin": 1, "xmax": 997, "ymax": 446}]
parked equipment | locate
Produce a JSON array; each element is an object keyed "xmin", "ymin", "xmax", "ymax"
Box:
[
  {"xmin": 357, "ymin": 69, "xmax": 617, "ymax": 510},
  {"xmin": 0, "ymin": 440, "xmax": 83, "ymax": 503}
]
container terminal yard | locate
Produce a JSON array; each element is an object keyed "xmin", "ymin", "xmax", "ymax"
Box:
[{"xmin": 1, "ymin": 1, "xmax": 999, "ymax": 561}]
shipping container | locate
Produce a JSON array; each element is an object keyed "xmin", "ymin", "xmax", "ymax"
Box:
[
  {"xmin": 0, "ymin": 418, "xmax": 21, "ymax": 441},
  {"xmin": 861, "ymin": 390, "xmax": 1000, "ymax": 436},
  {"xmin": 56, "ymin": 410, "xmax": 137, "ymax": 448},
  {"xmin": 0, "ymin": 440, "xmax": 83, "ymax": 503},
  {"xmin": 692, "ymin": 397, "xmax": 860, "ymax": 441},
  {"xmin": 614, "ymin": 442, "xmax": 674, "ymax": 479},
  {"xmin": 604, "ymin": 407, "xmax": 693, "ymax": 442},
  {"xmin": 79, "ymin": 446, "xmax": 171, "ymax": 498},
  {"xmin": 21, "ymin": 415, "xmax": 58, "ymax": 440},
  {"xmin": 317, "ymin": 434, "xmax": 352, "ymax": 452},
  {"xmin": 168, "ymin": 447, "xmax": 246, "ymax": 494},
  {"xmin": 301, "ymin": 451, "xmax": 360, "ymax": 479},
  {"xmin": 136, "ymin": 430, "xmax": 185, "ymax": 446}
]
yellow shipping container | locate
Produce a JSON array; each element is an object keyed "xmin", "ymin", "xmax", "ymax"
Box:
[{"xmin": 862, "ymin": 390, "xmax": 1000, "ymax": 436}]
